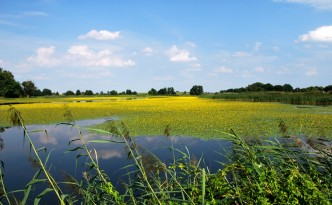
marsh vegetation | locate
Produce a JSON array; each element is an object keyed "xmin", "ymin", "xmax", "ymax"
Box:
[{"xmin": 0, "ymin": 107, "xmax": 331, "ymax": 204}]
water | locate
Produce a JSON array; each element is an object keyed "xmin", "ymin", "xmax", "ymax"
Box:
[{"xmin": 0, "ymin": 120, "xmax": 231, "ymax": 203}]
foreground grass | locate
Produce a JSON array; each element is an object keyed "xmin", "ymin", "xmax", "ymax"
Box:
[{"xmin": 1, "ymin": 96, "xmax": 332, "ymax": 138}]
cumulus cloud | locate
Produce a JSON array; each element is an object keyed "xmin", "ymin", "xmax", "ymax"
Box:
[
  {"xmin": 299, "ymin": 26, "xmax": 332, "ymax": 43},
  {"xmin": 275, "ymin": 0, "xmax": 332, "ymax": 9},
  {"xmin": 165, "ymin": 45, "xmax": 196, "ymax": 62},
  {"xmin": 215, "ymin": 66, "xmax": 234, "ymax": 74},
  {"xmin": 66, "ymin": 45, "xmax": 135, "ymax": 67},
  {"xmin": 78, "ymin": 29, "xmax": 121, "ymax": 40},
  {"xmin": 27, "ymin": 46, "xmax": 60, "ymax": 67}
]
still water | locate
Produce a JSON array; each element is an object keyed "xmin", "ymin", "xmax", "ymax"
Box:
[{"xmin": 0, "ymin": 119, "xmax": 231, "ymax": 203}]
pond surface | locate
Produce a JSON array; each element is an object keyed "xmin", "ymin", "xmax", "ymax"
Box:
[{"xmin": 0, "ymin": 119, "xmax": 231, "ymax": 203}]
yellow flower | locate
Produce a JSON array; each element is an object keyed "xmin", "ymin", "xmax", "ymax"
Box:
[{"xmin": 178, "ymin": 163, "xmax": 185, "ymax": 170}]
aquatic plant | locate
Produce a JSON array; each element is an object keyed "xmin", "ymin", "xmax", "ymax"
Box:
[{"xmin": 1, "ymin": 97, "xmax": 331, "ymax": 138}]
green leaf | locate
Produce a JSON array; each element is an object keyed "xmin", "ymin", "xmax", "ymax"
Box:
[
  {"xmin": 28, "ymin": 129, "xmax": 46, "ymax": 134},
  {"xmin": 34, "ymin": 188, "xmax": 53, "ymax": 205},
  {"xmin": 83, "ymin": 127, "xmax": 111, "ymax": 134},
  {"xmin": 68, "ymin": 138, "xmax": 81, "ymax": 146},
  {"xmin": 36, "ymin": 147, "xmax": 47, "ymax": 153},
  {"xmin": 87, "ymin": 139, "xmax": 124, "ymax": 144},
  {"xmin": 25, "ymin": 178, "xmax": 47, "ymax": 187},
  {"xmin": 64, "ymin": 146, "xmax": 83, "ymax": 153}
]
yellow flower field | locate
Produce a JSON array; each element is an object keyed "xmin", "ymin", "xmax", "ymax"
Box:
[{"xmin": 0, "ymin": 96, "xmax": 331, "ymax": 138}]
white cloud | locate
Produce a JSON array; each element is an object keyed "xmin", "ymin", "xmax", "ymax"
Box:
[
  {"xmin": 31, "ymin": 74, "xmax": 50, "ymax": 80},
  {"xmin": 275, "ymin": 0, "xmax": 332, "ymax": 10},
  {"xmin": 78, "ymin": 29, "xmax": 121, "ymax": 40},
  {"xmin": 272, "ymin": 46, "xmax": 281, "ymax": 51},
  {"xmin": 299, "ymin": 26, "xmax": 332, "ymax": 43},
  {"xmin": 27, "ymin": 46, "xmax": 60, "ymax": 67},
  {"xmin": 241, "ymin": 70, "xmax": 254, "ymax": 78},
  {"xmin": 305, "ymin": 68, "xmax": 318, "ymax": 76},
  {"xmin": 233, "ymin": 51, "xmax": 251, "ymax": 57},
  {"xmin": 232, "ymin": 42, "xmax": 261, "ymax": 58},
  {"xmin": 254, "ymin": 42, "xmax": 262, "ymax": 52},
  {"xmin": 153, "ymin": 76, "xmax": 175, "ymax": 81},
  {"xmin": 186, "ymin": 41, "xmax": 197, "ymax": 48},
  {"xmin": 215, "ymin": 66, "xmax": 234, "ymax": 74},
  {"xmin": 191, "ymin": 63, "xmax": 202, "ymax": 69},
  {"xmin": 67, "ymin": 45, "xmax": 94, "ymax": 57},
  {"xmin": 276, "ymin": 63, "xmax": 319, "ymax": 77},
  {"xmin": 165, "ymin": 45, "xmax": 196, "ymax": 62},
  {"xmin": 66, "ymin": 45, "xmax": 135, "ymax": 67},
  {"xmin": 23, "ymin": 11, "xmax": 48, "ymax": 17},
  {"xmin": 99, "ymin": 150, "xmax": 122, "ymax": 159},
  {"xmin": 142, "ymin": 47, "xmax": 154, "ymax": 56},
  {"xmin": 255, "ymin": 67, "xmax": 265, "ymax": 73}
]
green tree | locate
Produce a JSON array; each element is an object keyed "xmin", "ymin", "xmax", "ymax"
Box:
[
  {"xmin": 64, "ymin": 90, "xmax": 75, "ymax": 96},
  {"xmin": 158, "ymin": 87, "xmax": 167, "ymax": 95},
  {"xmin": 84, "ymin": 90, "xmax": 94, "ymax": 95},
  {"xmin": 190, "ymin": 85, "xmax": 204, "ymax": 95},
  {"xmin": 42, "ymin": 88, "xmax": 52, "ymax": 96},
  {"xmin": 263, "ymin": 83, "xmax": 274, "ymax": 91},
  {"xmin": 247, "ymin": 82, "xmax": 265, "ymax": 91},
  {"xmin": 273, "ymin": 85, "xmax": 283, "ymax": 91},
  {"xmin": 22, "ymin": 80, "xmax": 37, "ymax": 97},
  {"xmin": 148, "ymin": 88, "xmax": 157, "ymax": 95},
  {"xmin": 306, "ymin": 86, "xmax": 324, "ymax": 92},
  {"xmin": 76, "ymin": 90, "xmax": 81, "ymax": 96},
  {"xmin": 324, "ymin": 85, "xmax": 332, "ymax": 92},
  {"xmin": 0, "ymin": 68, "xmax": 22, "ymax": 98},
  {"xmin": 167, "ymin": 87, "xmax": 176, "ymax": 95},
  {"xmin": 110, "ymin": 90, "xmax": 118, "ymax": 95},
  {"xmin": 33, "ymin": 89, "xmax": 42, "ymax": 96},
  {"xmin": 282, "ymin": 84, "xmax": 293, "ymax": 92}
]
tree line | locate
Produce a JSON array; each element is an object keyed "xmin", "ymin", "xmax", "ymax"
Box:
[
  {"xmin": 220, "ymin": 82, "xmax": 332, "ymax": 93},
  {"xmin": 3, "ymin": 67, "xmax": 330, "ymax": 99},
  {"xmin": 1, "ymin": 67, "xmax": 205, "ymax": 98}
]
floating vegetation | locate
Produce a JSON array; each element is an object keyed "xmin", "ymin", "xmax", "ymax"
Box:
[{"xmin": 1, "ymin": 97, "xmax": 332, "ymax": 138}]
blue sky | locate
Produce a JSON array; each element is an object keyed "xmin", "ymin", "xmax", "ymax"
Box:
[{"xmin": 1, "ymin": 0, "xmax": 332, "ymax": 93}]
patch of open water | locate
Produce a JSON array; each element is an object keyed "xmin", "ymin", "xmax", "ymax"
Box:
[{"xmin": 0, "ymin": 119, "xmax": 231, "ymax": 203}]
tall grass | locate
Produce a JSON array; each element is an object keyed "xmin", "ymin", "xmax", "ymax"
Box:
[
  {"xmin": 206, "ymin": 130, "xmax": 332, "ymax": 204},
  {"xmin": 205, "ymin": 92, "xmax": 332, "ymax": 105},
  {"xmin": 0, "ymin": 106, "xmax": 331, "ymax": 204}
]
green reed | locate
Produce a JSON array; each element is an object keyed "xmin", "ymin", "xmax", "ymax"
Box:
[{"xmin": 205, "ymin": 92, "xmax": 332, "ymax": 105}]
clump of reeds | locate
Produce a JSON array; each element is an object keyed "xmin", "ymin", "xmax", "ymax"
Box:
[
  {"xmin": 208, "ymin": 92, "xmax": 332, "ymax": 105},
  {"xmin": 205, "ymin": 130, "xmax": 332, "ymax": 204}
]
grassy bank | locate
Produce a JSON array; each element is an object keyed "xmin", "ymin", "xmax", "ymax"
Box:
[{"xmin": 1, "ymin": 96, "xmax": 332, "ymax": 138}]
